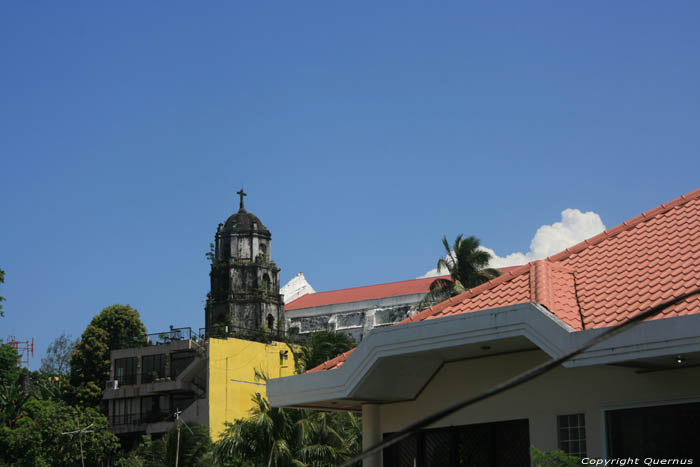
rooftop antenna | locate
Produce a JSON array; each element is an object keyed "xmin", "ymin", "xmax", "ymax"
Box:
[
  {"xmin": 174, "ymin": 408, "xmax": 193, "ymax": 467},
  {"xmin": 61, "ymin": 423, "xmax": 94, "ymax": 467},
  {"xmin": 2, "ymin": 336, "xmax": 34, "ymax": 367}
]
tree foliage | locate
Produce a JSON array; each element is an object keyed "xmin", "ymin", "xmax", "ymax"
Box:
[
  {"xmin": 0, "ymin": 344, "xmax": 20, "ymax": 386},
  {"xmin": 69, "ymin": 304, "xmax": 146, "ymax": 407},
  {"xmin": 117, "ymin": 425, "xmax": 213, "ymax": 467},
  {"xmin": 40, "ymin": 332, "xmax": 76, "ymax": 376},
  {"xmin": 530, "ymin": 447, "xmax": 581, "ymax": 466},
  {"xmin": 0, "ymin": 398, "xmax": 119, "ymax": 466},
  {"xmin": 215, "ymin": 393, "xmax": 360, "ymax": 467},
  {"xmin": 296, "ymin": 331, "xmax": 356, "ymax": 373},
  {"xmin": 421, "ymin": 235, "xmax": 501, "ymax": 308}
]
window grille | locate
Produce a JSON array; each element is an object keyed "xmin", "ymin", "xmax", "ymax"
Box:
[{"xmin": 557, "ymin": 413, "xmax": 586, "ymax": 457}]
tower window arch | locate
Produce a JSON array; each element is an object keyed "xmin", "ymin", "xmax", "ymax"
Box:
[
  {"xmin": 262, "ymin": 273, "xmax": 271, "ymax": 292},
  {"xmin": 267, "ymin": 314, "xmax": 275, "ymax": 330}
]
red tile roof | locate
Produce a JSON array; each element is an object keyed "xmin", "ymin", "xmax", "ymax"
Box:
[
  {"xmin": 287, "ymin": 267, "xmax": 521, "ymax": 311},
  {"xmin": 307, "ymin": 188, "xmax": 700, "ymax": 373},
  {"xmin": 285, "ymin": 276, "xmax": 451, "ymax": 310}
]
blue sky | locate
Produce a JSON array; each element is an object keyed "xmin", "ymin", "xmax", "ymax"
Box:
[{"xmin": 1, "ymin": 2, "xmax": 698, "ymax": 369}]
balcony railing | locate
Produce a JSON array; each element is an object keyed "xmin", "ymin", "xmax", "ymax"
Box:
[
  {"xmin": 110, "ymin": 411, "xmax": 172, "ymax": 426},
  {"xmin": 113, "ymin": 327, "xmax": 200, "ymax": 350},
  {"xmin": 109, "ymin": 413, "xmax": 144, "ymax": 426}
]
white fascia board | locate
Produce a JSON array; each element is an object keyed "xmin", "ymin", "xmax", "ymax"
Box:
[
  {"xmin": 268, "ymin": 303, "xmax": 700, "ymax": 408},
  {"xmin": 566, "ymin": 313, "xmax": 700, "ymax": 367},
  {"xmin": 269, "ymin": 302, "xmax": 565, "ymax": 407}
]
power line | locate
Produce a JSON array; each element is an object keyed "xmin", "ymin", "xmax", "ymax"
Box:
[{"xmin": 339, "ymin": 287, "xmax": 700, "ymax": 467}]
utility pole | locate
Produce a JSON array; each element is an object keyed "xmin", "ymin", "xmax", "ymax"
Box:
[
  {"xmin": 60, "ymin": 423, "xmax": 93, "ymax": 467},
  {"xmin": 174, "ymin": 409, "xmax": 182, "ymax": 467},
  {"xmin": 173, "ymin": 408, "xmax": 193, "ymax": 467}
]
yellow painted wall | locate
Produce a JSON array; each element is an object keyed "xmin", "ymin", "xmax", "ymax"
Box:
[{"xmin": 207, "ymin": 337, "xmax": 297, "ymax": 440}]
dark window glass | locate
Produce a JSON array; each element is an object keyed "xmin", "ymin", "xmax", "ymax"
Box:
[
  {"xmin": 557, "ymin": 413, "xmax": 586, "ymax": 457},
  {"xmin": 142, "ymin": 354, "xmax": 165, "ymax": 383},
  {"xmin": 114, "ymin": 357, "xmax": 137, "ymax": 385},
  {"xmin": 384, "ymin": 418, "xmax": 530, "ymax": 467},
  {"xmin": 606, "ymin": 402, "xmax": 700, "ymax": 461},
  {"xmin": 172, "ymin": 393, "xmax": 196, "ymax": 413},
  {"xmin": 170, "ymin": 351, "xmax": 195, "ymax": 378}
]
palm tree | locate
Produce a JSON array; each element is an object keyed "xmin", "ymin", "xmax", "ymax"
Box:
[
  {"xmin": 215, "ymin": 392, "xmax": 360, "ymax": 467},
  {"xmin": 420, "ymin": 235, "xmax": 501, "ymax": 308}
]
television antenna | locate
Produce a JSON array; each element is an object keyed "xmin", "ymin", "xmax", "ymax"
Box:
[{"xmin": 60, "ymin": 423, "xmax": 94, "ymax": 467}]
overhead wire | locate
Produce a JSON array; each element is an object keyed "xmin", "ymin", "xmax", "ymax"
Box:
[{"xmin": 339, "ymin": 287, "xmax": 700, "ymax": 467}]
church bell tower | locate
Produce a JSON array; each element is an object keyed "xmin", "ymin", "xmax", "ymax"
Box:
[{"xmin": 205, "ymin": 190, "xmax": 285, "ymax": 334}]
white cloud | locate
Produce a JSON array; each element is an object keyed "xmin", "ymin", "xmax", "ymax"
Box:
[{"xmin": 420, "ymin": 208, "xmax": 606, "ymax": 277}]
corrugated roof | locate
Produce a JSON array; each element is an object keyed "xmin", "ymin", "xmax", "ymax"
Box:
[{"xmin": 307, "ymin": 187, "xmax": 700, "ymax": 373}]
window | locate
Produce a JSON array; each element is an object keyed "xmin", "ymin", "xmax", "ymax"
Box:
[
  {"xmin": 267, "ymin": 314, "xmax": 275, "ymax": 329},
  {"xmin": 112, "ymin": 397, "xmax": 139, "ymax": 425},
  {"xmin": 557, "ymin": 413, "xmax": 586, "ymax": 457},
  {"xmin": 140, "ymin": 395, "xmax": 168, "ymax": 423},
  {"xmin": 114, "ymin": 357, "xmax": 137, "ymax": 385},
  {"xmin": 142, "ymin": 354, "xmax": 165, "ymax": 383},
  {"xmin": 262, "ymin": 273, "xmax": 271, "ymax": 291},
  {"xmin": 384, "ymin": 418, "xmax": 530, "ymax": 466},
  {"xmin": 172, "ymin": 393, "xmax": 195, "ymax": 412},
  {"xmin": 170, "ymin": 351, "xmax": 195, "ymax": 378},
  {"xmin": 606, "ymin": 402, "xmax": 700, "ymax": 459}
]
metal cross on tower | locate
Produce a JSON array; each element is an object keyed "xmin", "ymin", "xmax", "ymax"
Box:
[{"xmin": 237, "ymin": 188, "xmax": 247, "ymax": 210}]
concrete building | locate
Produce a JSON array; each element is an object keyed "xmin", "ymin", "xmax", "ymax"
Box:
[
  {"xmin": 104, "ymin": 330, "xmax": 295, "ymax": 440},
  {"xmin": 285, "ymin": 276, "xmax": 451, "ymax": 342},
  {"xmin": 284, "ymin": 268, "xmax": 519, "ymax": 342},
  {"xmin": 268, "ymin": 188, "xmax": 700, "ymax": 466},
  {"xmin": 105, "ymin": 192, "xmax": 296, "ymax": 441}
]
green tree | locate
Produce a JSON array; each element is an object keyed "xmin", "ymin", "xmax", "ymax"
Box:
[
  {"xmin": 69, "ymin": 304, "xmax": 146, "ymax": 407},
  {"xmin": 530, "ymin": 447, "xmax": 581, "ymax": 466},
  {"xmin": 163, "ymin": 424, "xmax": 214, "ymax": 467},
  {"xmin": 421, "ymin": 235, "xmax": 501, "ymax": 307},
  {"xmin": 215, "ymin": 393, "xmax": 360, "ymax": 467},
  {"xmin": 118, "ymin": 425, "xmax": 213, "ymax": 467},
  {"xmin": 0, "ymin": 382, "xmax": 31, "ymax": 428},
  {"xmin": 40, "ymin": 332, "xmax": 76, "ymax": 376},
  {"xmin": 0, "ymin": 344, "xmax": 20, "ymax": 385},
  {"xmin": 296, "ymin": 331, "xmax": 356, "ymax": 373},
  {"xmin": 0, "ymin": 399, "xmax": 119, "ymax": 467}
]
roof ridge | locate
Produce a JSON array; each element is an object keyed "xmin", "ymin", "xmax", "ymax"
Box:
[{"xmin": 547, "ymin": 187, "xmax": 700, "ymax": 263}]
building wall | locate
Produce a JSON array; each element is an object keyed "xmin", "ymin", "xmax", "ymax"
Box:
[
  {"xmin": 287, "ymin": 293, "xmax": 425, "ymax": 342},
  {"xmin": 207, "ymin": 337, "xmax": 297, "ymax": 440},
  {"xmin": 379, "ymin": 349, "xmax": 700, "ymax": 458}
]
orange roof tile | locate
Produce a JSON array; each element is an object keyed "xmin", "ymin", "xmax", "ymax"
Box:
[{"xmin": 310, "ymin": 187, "xmax": 700, "ymax": 372}]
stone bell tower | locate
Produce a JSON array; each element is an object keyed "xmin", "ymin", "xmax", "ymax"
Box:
[{"xmin": 205, "ymin": 190, "xmax": 285, "ymax": 333}]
